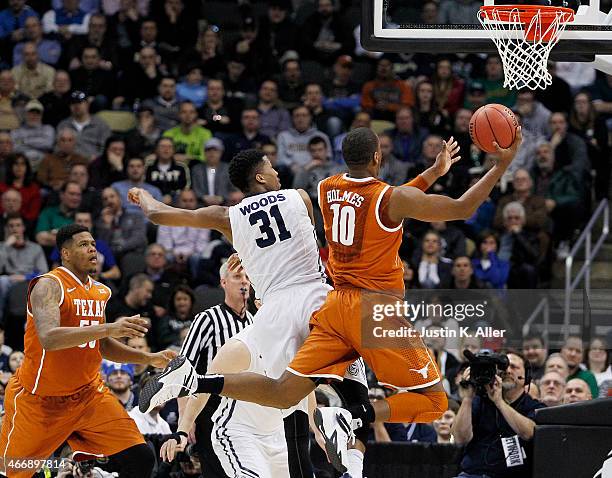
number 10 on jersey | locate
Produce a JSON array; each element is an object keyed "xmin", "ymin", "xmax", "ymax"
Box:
[{"xmin": 330, "ymin": 204, "xmax": 355, "ymax": 246}]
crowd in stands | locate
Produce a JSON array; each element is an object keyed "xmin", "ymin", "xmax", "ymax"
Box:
[{"xmin": 0, "ymin": 0, "xmax": 609, "ymax": 475}]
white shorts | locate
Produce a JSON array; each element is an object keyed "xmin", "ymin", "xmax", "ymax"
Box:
[{"xmin": 211, "ymin": 398, "xmax": 289, "ymax": 478}]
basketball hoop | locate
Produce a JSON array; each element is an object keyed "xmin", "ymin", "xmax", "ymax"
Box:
[{"xmin": 478, "ymin": 5, "xmax": 575, "ymax": 90}]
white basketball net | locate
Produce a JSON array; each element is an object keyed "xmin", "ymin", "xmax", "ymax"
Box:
[{"xmin": 478, "ymin": 7, "xmax": 574, "ymax": 90}]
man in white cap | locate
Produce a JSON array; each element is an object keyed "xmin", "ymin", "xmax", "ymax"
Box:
[
  {"xmin": 191, "ymin": 137, "xmax": 234, "ymax": 206},
  {"xmin": 11, "ymin": 99, "xmax": 55, "ymax": 169}
]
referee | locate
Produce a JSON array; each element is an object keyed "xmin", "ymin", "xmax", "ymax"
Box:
[{"xmin": 178, "ymin": 260, "xmax": 253, "ymax": 478}]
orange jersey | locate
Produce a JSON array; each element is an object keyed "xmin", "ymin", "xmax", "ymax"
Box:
[
  {"xmin": 17, "ymin": 267, "xmax": 112, "ymax": 396},
  {"xmin": 319, "ymin": 173, "xmax": 405, "ymax": 295}
]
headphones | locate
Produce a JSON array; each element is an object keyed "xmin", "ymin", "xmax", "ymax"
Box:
[{"xmin": 516, "ymin": 356, "xmax": 532, "ymax": 387}]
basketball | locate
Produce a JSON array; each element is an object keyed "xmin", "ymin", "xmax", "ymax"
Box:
[{"xmin": 469, "ymin": 104, "xmax": 519, "ymax": 153}]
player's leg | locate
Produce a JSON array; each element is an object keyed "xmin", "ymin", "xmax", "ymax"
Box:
[
  {"xmin": 0, "ymin": 378, "xmax": 73, "ymax": 478},
  {"xmin": 69, "ymin": 385, "xmax": 153, "ymax": 478},
  {"xmin": 283, "ymin": 410, "xmax": 314, "ymax": 478}
]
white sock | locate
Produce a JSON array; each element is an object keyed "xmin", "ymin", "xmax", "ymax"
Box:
[{"xmin": 346, "ymin": 448, "xmax": 364, "ymax": 478}]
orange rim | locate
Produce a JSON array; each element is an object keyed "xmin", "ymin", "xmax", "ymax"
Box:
[{"xmin": 479, "ymin": 5, "xmax": 575, "ymax": 24}]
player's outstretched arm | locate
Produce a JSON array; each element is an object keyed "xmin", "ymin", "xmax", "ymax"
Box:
[
  {"xmin": 401, "ymin": 137, "xmax": 462, "ymax": 191},
  {"xmin": 31, "ymin": 279, "xmax": 150, "ymax": 350},
  {"xmin": 128, "ymin": 187, "xmax": 232, "ymax": 239},
  {"xmin": 388, "ymin": 128, "xmax": 522, "ymax": 223},
  {"xmin": 99, "ymin": 337, "xmax": 177, "ymax": 368},
  {"xmin": 160, "ymin": 393, "xmax": 208, "ymax": 462}
]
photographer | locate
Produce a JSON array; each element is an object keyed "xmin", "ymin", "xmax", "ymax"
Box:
[{"xmin": 452, "ymin": 351, "xmax": 546, "ymax": 478}]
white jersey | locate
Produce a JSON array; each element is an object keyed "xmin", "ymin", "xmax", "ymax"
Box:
[{"xmin": 228, "ymin": 189, "xmax": 326, "ymax": 300}]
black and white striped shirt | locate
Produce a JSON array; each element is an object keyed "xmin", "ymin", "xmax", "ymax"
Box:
[{"xmin": 179, "ymin": 302, "xmax": 254, "ymax": 375}]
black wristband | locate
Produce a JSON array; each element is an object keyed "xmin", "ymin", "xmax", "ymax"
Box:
[{"xmin": 166, "ymin": 431, "xmax": 188, "ymax": 443}]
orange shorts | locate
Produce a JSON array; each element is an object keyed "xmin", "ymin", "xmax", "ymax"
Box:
[
  {"xmin": 0, "ymin": 376, "xmax": 144, "ymax": 478},
  {"xmin": 287, "ymin": 288, "xmax": 441, "ymax": 390}
]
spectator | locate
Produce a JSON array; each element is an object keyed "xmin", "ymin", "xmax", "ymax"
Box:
[
  {"xmin": 507, "ymin": 110, "xmax": 545, "ymax": 179},
  {"xmin": 0, "ymin": 0, "xmax": 38, "ymax": 42},
  {"xmin": 384, "ymin": 107, "xmax": 428, "ymax": 164},
  {"xmin": 293, "ymin": 135, "xmax": 340, "ymax": 202},
  {"xmin": 198, "ymin": 79, "xmax": 240, "ymax": 135},
  {"xmin": 430, "ymin": 221, "xmax": 467, "ymax": 260},
  {"xmin": 432, "ymin": 406, "xmax": 457, "ymax": 444},
  {"xmin": 145, "ymin": 137, "xmax": 189, "ymax": 204},
  {"xmin": 177, "ymin": 26, "xmax": 225, "ymax": 80},
  {"xmin": 62, "ymin": 13, "xmax": 116, "ymax": 71},
  {"xmin": 378, "ymin": 132, "xmax": 408, "ymax": 186},
  {"xmin": 0, "ymin": 71, "xmax": 20, "ymax": 130},
  {"xmin": 0, "ymin": 190, "xmax": 22, "ymax": 241},
  {"xmin": 220, "ymin": 56, "xmax": 257, "ymax": 108},
  {"xmin": 497, "ymin": 201, "xmax": 540, "ymax": 289},
  {"xmin": 257, "ymin": 0, "xmax": 296, "ymax": 73},
  {"xmin": 111, "ymin": 156, "xmax": 162, "ymax": 218},
  {"xmin": 0, "ymin": 132, "xmax": 13, "ymax": 182},
  {"xmin": 106, "ymin": 272, "xmax": 155, "ymax": 326},
  {"xmin": 463, "ymin": 80, "xmax": 488, "ymax": 111},
  {"xmin": 36, "ymin": 128, "xmax": 87, "ymax": 191},
  {"xmin": 191, "ymin": 138, "xmax": 233, "ymax": 206},
  {"xmin": 560, "ymin": 336, "xmax": 599, "ymax": 398},
  {"xmin": 562, "ymin": 378, "xmax": 592, "ymax": 404},
  {"xmin": 11, "ymin": 41, "xmax": 55, "ymax": 99},
  {"xmin": 384, "ymin": 421, "xmax": 437, "ymax": 443},
  {"xmin": 224, "ymin": 109, "xmax": 271, "ymax": 161},
  {"xmin": 332, "ymin": 111, "xmax": 372, "ymax": 163},
  {"xmin": 142, "ymin": 76, "xmax": 180, "ymax": 132},
  {"xmin": 13, "ymin": 16, "xmax": 61, "ymax": 66},
  {"xmin": 128, "ymin": 375, "xmax": 172, "ymax": 434},
  {"xmin": 298, "ymin": 0, "xmax": 354, "ymax": 64},
  {"xmin": 539, "ymin": 370, "xmax": 566, "ymax": 407},
  {"xmin": 522, "ymin": 334, "xmax": 548, "ymax": 381},
  {"xmin": 587, "ymin": 337, "xmax": 611, "ymax": 389},
  {"xmin": 39, "ymin": 70, "xmax": 71, "ymax": 127},
  {"xmin": 414, "ymin": 79, "xmax": 449, "ymax": 135},
  {"xmin": 124, "ymin": 105, "xmax": 161, "ymax": 158},
  {"xmin": 0, "ymin": 214, "xmax": 47, "ymax": 322},
  {"xmin": 361, "ymin": 56, "xmax": 414, "ymax": 121},
  {"xmin": 103, "ymin": 362, "xmax": 137, "ymax": 410},
  {"xmin": 117, "ymin": 46, "xmax": 163, "ymax": 109},
  {"xmin": 590, "ymin": 72, "xmax": 612, "ymax": 119},
  {"xmin": 227, "ymin": 30, "xmax": 260, "ymax": 92},
  {"xmin": 548, "ymin": 111, "xmax": 589, "ymax": 185},
  {"xmin": 450, "ymin": 256, "xmax": 484, "ymax": 289},
  {"xmin": 66, "ymin": 163, "xmax": 100, "ymax": 216},
  {"xmin": 42, "ymin": 0, "xmax": 91, "ymax": 40},
  {"xmin": 514, "ymin": 88, "xmax": 551, "ymax": 137},
  {"xmin": 107, "ymin": 0, "xmax": 141, "ymax": 66},
  {"xmin": 11, "ymin": 99, "xmax": 55, "ymax": 169},
  {"xmin": 162, "ymin": 100, "xmax": 212, "ymax": 164},
  {"xmin": 0, "ymin": 325, "xmax": 11, "ymax": 371},
  {"xmin": 531, "ymin": 141, "xmax": 582, "ymax": 259},
  {"xmin": 175, "ymin": 65, "xmax": 206, "ymax": 109},
  {"xmin": 87, "ymin": 135, "xmax": 127, "ymax": 189},
  {"xmin": 412, "ymin": 230, "xmax": 452, "ymax": 289},
  {"xmin": 323, "ymin": 55, "xmax": 361, "ymax": 121},
  {"xmin": 69, "ymin": 46, "xmax": 115, "ymax": 111},
  {"xmin": 6, "ymin": 350, "xmax": 24, "ymax": 374},
  {"xmin": 453, "ymin": 352, "xmax": 545, "ymax": 478},
  {"xmin": 143, "ymin": 243, "xmax": 188, "ymax": 318},
  {"xmin": 35, "ymin": 180, "xmax": 80, "ymax": 248},
  {"xmin": 57, "ymin": 90, "xmax": 111, "ymax": 159},
  {"xmin": 0, "ymin": 153, "xmax": 41, "ymax": 224},
  {"xmin": 438, "ymin": 0, "xmax": 480, "ymax": 24},
  {"xmin": 544, "ymin": 353, "xmax": 570, "ymax": 380},
  {"xmin": 262, "ymin": 141, "xmax": 293, "ymax": 190},
  {"xmin": 476, "ymin": 55, "xmax": 516, "ymax": 107},
  {"xmin": 277, "ymin": 105, "xmax": 331, "ymax": 171},
  {"xmin": 569, "ymin": 90, "xmax": 611, "ymax": 200},
  {"xmin": 157, "ymin": 189, "xmax": 210, "ymax": 265},
  {"xmin": 277, "ymin": 58, "xmax": 305, "ymax": 109},
  {"xmin": 256, "ymin": 79, "xmax": 291, "ymax": 139},
  {"xmin": 471, "ymin": 230, "xmax": 510, "ymax": 289},
  {"xmin": 151, "ymin": 0, "xmax": 198, "ymax": 53},
  {"xmin": 303, "ymin": 82, "xmax": 343, "ymax": 138},
  {"xmin": 50, "ymin": 210, "xmax": 121, "ymax": 283},
  {"xmin": 96, "ymin": 186, "xmax": 146, "ymax": 259},
  {"xmin": 432, "ymin": 58, "xmax": 465, "ymax": 117},
  {"xmin": 153, "ymin": 284, "xmax": 195, "ymax": 350},
  {"xmin": 126, "ymin": 336, "xmax": 151, "ymax": 383}
]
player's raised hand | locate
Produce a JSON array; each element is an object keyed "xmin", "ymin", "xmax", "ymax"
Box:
[
  {"xmin": 106, "ymin": 315, "xmax": 149, "ymax": 339},
  {"xmin": 149, "ymin": 349, "xmax": 178, "ymax": 369},
  {"xmin": 226, "ymin": 253, "xmax": 244, "ymax": 274},
  {"xmin": 432, "ymin": 136, "xmax": 461, "ymax": 178},
  {"xmin": 128, "ymin": 187, "xmax": 156, "ymax": 215},
  {"xmin": 493, "ymin": 126, "xmax": 522, "ymax": 168},
  {"xmin": 160, "ymin": 434, "xmax": 188, "ymax": 462}
]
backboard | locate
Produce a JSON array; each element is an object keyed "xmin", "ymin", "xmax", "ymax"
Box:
[{"xmin": 362, "ymin": 0, "xmax": 612, "ymax": 73}]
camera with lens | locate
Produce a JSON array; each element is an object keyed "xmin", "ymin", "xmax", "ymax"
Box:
[
  {"xmin": 462, "ymin": 349, "xmax": 509, "ymax": 395},
  {"xmin": 176, "ymin": 443, "xmax": 198, "ymax": 463}
]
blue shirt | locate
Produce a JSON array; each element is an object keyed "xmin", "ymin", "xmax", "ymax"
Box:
[
  {"xmin": 52, "ymin": 0, "xmax": 99, "ymax": 14},
  {"xmin": 176, "ymin": 82, "xmax": 207, "ymax": 108},
  {"xmin": 0, "ymin": 6, "xmax": 38, "ymax": 39},
  {"xmin": 53, "ymin": 8, "xmax": 87, "ymax": 26},
  {"xmin": 385, "ymin": 423, "xmax": 437, "ymax": 443},
  {"xmin": 50, "ymin": 239, "xmax": 116, "ymax": 271},
  {"xmin": 13, "ymin": 39, "xmax": 62, "ymax": 66},
  {"xmin": 460, "ymin": 394, "xmax": 546, "ymax": 478}
]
